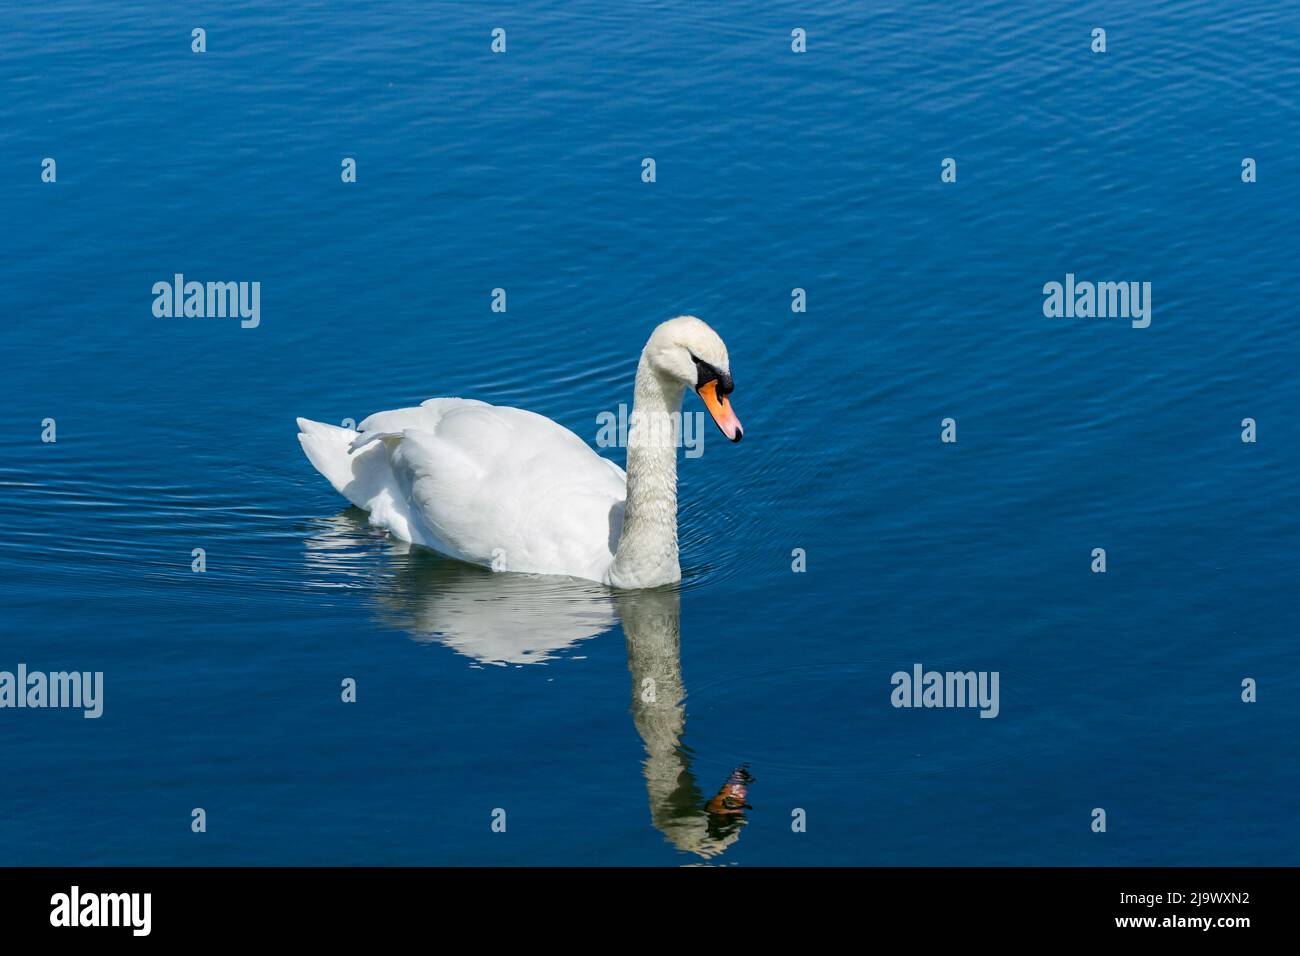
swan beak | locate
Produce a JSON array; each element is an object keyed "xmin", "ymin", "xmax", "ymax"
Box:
[{"xmin": 697, "ymin": 379, "xmax": 743, "ymax": 443}]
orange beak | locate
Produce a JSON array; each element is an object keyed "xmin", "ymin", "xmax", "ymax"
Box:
[{"xmin": 697, "ymin": 379, "xmax": 743, "ymax": 443}]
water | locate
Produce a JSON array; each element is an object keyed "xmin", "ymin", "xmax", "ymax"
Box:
[{"xmin": 2, "ymin": 0, "xmax": 1298, "ymax": 865}]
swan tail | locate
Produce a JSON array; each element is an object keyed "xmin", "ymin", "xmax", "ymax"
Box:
[{"xmin": 296, "ymin": 417, "xmax": 389, "ymax": 510}]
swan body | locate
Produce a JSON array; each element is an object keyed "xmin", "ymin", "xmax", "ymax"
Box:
[
  {"xmin": 299, "ymin": 399, "xmax": 627, "ymax": 582},
  {"xmin": 296, "ymin": 316, "xmax": 742, "ymax": 589}
]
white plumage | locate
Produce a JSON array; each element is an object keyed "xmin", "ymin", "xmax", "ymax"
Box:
[
  {"xmin": 298, "ymin": 398, "xmax": 626, "ymax": 581},
  {"xmin": 296, "ymin": 316, "xmax": 742, "ymax": 588}
]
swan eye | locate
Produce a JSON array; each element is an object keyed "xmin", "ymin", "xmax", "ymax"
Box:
[{"xmin": 691, "ymin": 354, "xmax": 733, "ymax": 396}]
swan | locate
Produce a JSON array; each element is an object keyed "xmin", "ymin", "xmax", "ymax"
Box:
[{"xmin": 296, "ymin": 315, "xmax": 743, "ymax": 588}]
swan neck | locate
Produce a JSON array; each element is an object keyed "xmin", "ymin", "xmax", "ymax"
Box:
[{"xmin": 608, "ymin": 353, "xmax": 683, "ymax": 588}]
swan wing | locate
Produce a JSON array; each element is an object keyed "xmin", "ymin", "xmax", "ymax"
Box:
[
  {"xmin": 300, "ymin": 400, "xmax": 625, "ymax": 581},
  {"xmin": 391, "ymin": 403, "xmax": 625, "ymax": 579}
]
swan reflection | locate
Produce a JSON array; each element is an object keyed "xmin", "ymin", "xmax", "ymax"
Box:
[
  {"xmin": 617, "ymin": 587, "xmax": 749, "ymax": 857},
  {"xmin": 303, "ymin": 510, "xmax": 750, "ymax": 858}
]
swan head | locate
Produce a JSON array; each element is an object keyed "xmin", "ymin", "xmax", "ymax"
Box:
[{"xmin": 644, "ymin": 315, "xmax": 744, "ymax": 443}]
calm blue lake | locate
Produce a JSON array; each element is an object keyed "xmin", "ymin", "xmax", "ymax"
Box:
[{"xmin": 1, "ymin": 0, "xmax": 1297, "ymax": 865}]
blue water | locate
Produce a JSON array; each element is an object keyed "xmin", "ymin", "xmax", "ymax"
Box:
[{"xmin": 2, "ymin": 0, "xmax": 1298, "ymax": 865}]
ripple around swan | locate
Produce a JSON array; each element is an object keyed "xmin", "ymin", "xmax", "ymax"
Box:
[{"xmin": 0, "ymin": 416, "xmax": 783, "ymax": 621}]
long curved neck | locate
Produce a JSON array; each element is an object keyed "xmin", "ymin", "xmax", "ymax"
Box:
[{"xmin": 608, "ymin": 353, "xmax": 683, "ymax": 588}]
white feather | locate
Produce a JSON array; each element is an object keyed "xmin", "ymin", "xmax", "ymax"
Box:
[
  {"xmin": 298, "ymin": 400, "xmax": 626, "ymax": 580},
  {"xmin": 295, "ymin": 316, "xmax": 736, "ymax": 588}
]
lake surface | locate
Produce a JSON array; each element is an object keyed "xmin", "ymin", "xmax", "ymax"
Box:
[{"xmin": 1, "ymin": 0, "xmax": 1297, "ymax": 865}]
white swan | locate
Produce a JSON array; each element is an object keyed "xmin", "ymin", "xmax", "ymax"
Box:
[{"xmin": 296, "ymin": 315, "xmax": 742, "ymax": 589}]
